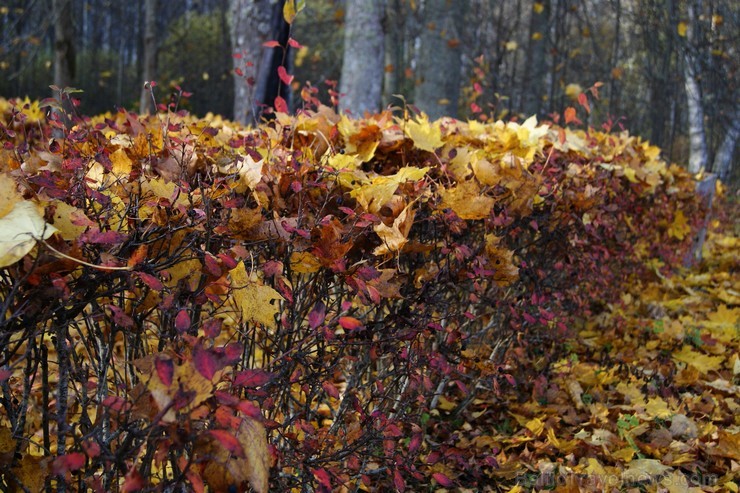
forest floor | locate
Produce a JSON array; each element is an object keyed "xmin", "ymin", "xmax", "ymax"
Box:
[{"xmin": 444, "ymin": 199, "xmax": 739, "ymax": 492}]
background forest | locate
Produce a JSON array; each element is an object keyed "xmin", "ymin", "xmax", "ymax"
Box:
[{"xmin": 1, "ymin": 0, "xmax": 737, "ymax": 181}]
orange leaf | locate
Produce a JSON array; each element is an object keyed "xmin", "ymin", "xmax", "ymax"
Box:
[
  {"xmin": 564, "ymin": 107, "xmax": 577, "ymax": 124},
  {"xmin": 338, "ymin": 316, "xmax": 363, "ymax": 331}
]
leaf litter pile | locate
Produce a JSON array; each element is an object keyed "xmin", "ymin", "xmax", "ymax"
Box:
[
  {"xmin": 0, "ymin": 95, "xmax": 737, "ymax": 492},
  {"xmin": 458, "ymin": 216, "xmax": 739, "ymax": 492}
]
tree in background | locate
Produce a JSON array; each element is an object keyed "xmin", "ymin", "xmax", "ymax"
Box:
[
  {"xmin": 522, "ymin": 0, "xmax": 550, "ymax": 117},
  {"xmin": 413, "ymin": 0, "xmax": 467, "ymax": 119},
  {"xmin": 52, "ymin": 0, "xmax": 75, "ymax": 90},
  {"xmin": 139, "ymin": 0, "xmax": 158, "ymax": 114},
  {"xmin": 338, "ymin": 0, "xmax": 385, "ymax": 115},
  {"xmin": 229, "ymin": 0, "xmax": 292, "ymax": 124},
  {"xmin": 680, "ymin": 0, "xmax": 738, "ymax": 178}
]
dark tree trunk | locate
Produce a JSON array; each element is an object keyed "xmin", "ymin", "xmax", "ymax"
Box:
[
  {"xmin": 230, "ymin": 0, "xmax": 292, "ymax": 125},
  {"xmin": 523, "ymin": 0, "xmax": 550, "ymax": 117},
  {"xmin": 52, "ymin": 0, "xmax": 75, "ymax": 89},
  {"xmin": 414, "ymin": 0, "xmax": 467, "ymax": 119},
  {"xmin": 139, "ymin": 0, "xmax": 158, "ymax": 114}
]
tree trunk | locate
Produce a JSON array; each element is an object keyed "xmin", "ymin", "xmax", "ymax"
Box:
[
  {"xmin": 139, "ymin": 0, "xmax": 158, "ymax": 114},
  {"xmin": 52, "ymin": 0, "xmax": 75, "ymax": 89},
  {"xmin": 229, "ymin": 0, "xmax": 280, "ymax": 125},
  {"xmin": 383, "ymin": 0, "xmax": 406, "ymax": 108},
  {"xmin": 414, "ymin": 0, "xmax": 467, "ymax": 120},
  {"xmin": 522, "ymin": 0, "xmax": 550, "ymax": 117},
  {"xmin": 712, "ymin": 103, "xmax": 739, "ymax": 180},
  {"xmin": 684, "ymin": 0, "xmax": 708, "ymax": 173},
  {"xmin": 253, "ymin": 0, "xmax": 292, "ymax": 118},
  {"xmin": 339, "ymin": 0, "xmax": 385, "ymax": 116}
]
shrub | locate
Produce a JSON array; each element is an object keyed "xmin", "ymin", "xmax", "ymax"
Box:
[{"xmin": 0, "ymin": 95, "xmax": 703, "ymax": 491}]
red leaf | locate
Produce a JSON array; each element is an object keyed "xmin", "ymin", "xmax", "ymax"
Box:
[
  {"xmin": 274, "ymin": 96, "xmax": 289, "ymax": 113},
  {"xmin": 217, "ymin": 253, "xmax": 238, "ymax": 270},
  {"xmin": 234, "ymin": 369, "xmax": 272, "ymax": 387},
  {"xmin": 0, "ymin": 369, "xmax": 11, "ymax": 383},
  {"xmin": 393, "ymin": 469, "xmax": 406, "ymax": 492},
  {"xmin": 277, "ymin": 66, "xmax": 294, "ymax": 85},
  {"xmin": 288, "ymin": 37, "xmax": 303, "ymax": 48},
  {"xmin": 203, "ymin": 254, "xmax": 221, "ymax": 277},
  {"xmin": 186, "ymin": 471, "xmax": 206, "ymax": 493},
  {"xmin": 52, "ymin": 452, "xmax": 86, "ymax": 475},
  {"xmin": 83, "ymin": 230, "xmax": 128, "ymax": 245},
  {"xmin": 408, "ymin": 433, "xmax": 422, "ymax": 454},
  {"xmin": 237, "ymin": 400, "xmax": 263, "ymax": 419},
  {"xmin": 174, "ymin": 309, "xmax": 191, "ymax": 333},
  {"xmin": 209, "ymin": 429, "xmax": 245, "ymax": 457},
  {"xmin": 155, "ymin": 357, "xmax": 174, "ymax": 386},
  {"xmin": 136, "ymin": 272, "xmax": 164, "ymax": 290},
  {"xmin": 338, "ymin": 316, "xmax": 363, "ymax": 331},
  {"xmin": 193, "ymin": 345, "xmax": 220, "ymax": 380},
  {"xmin": 203, "ymin": 318, "xmax": 222, "ymax": 338},
  {"xmin": 82, "ymin": 440, "xmax": 101, "ymax": 458},
  {"xmin": 308, "ymin": 301, "xmax": 326, "ymax": 329},
  {"xmin": 312, "ymin": 468, "xmax": 332, "ymax": 489},
  {"xmin": 122, "ymin": 466, "xmax": 145, "ymax": 492},
  {"xmin": 102, "ymin": 395, "xmax": 130, "ymax": 412},
  {"xmin": 578, "ymin": 92, "xmax": 591, "ymax": 113},
  {"xmin": 107, "ymin": 305, "xmax": 134, "ymax": 328},
  {"xmin": 322, "ymin": 381, "xmax": 340, "ymax": 399},
  {"xmin": 262, "ymin": 40, "xmax": 281, "ymax": 48},
  {"xmin": 432, "ymin": 472, "xmax": 454, "ymax": 487}
]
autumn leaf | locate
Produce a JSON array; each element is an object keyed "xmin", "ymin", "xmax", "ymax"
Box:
[
  {"xmin": 668, "ymin": 210, "xmax": 691, "ymax": 240},
  {"xmin": 672, "ymin": 345, "xmax": 723, "ymax": 374},
  {"xmin": 229, "ymin": 261, "xmax": 283, "ymax": 328},
  {"xmin": 0, "ymin": 201, "xmax": 58, "ymax": 268},
  {"xmin": 349, "ymin": 166, "xmax": 428, "ymax": 214},
  {"xmin": 52, "ymin": 452, "xmax": 87, "ymax": 475},
  {"xmin": 485, "ymin": 234, "xmax": 519, "ymax": 286},
  {"xmin": 338, "ymin": 316, "xmax": 363, "ymax": 331},
  {"xmin": 439, "ymin": 179, "xmax": 495, "ymax": 220},
  {"xmin": 209, "ymin": 429, "xmax": 245, "ymax": 458},
  {"xmin": 374, "ymin": 202, "xmax": 416, "ymax": 255},
  {"xmin": 404, "ymin": 113, "xmax": 444, "ymax": 152}
]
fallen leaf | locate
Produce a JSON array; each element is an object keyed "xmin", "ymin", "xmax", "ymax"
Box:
[{"xmin": 0, "ymin": 201, "xmax": 57, "ymax": 267}]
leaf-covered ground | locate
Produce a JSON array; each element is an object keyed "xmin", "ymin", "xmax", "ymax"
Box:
[{"xmin": 441, "ymin": 206, "xmax": 739, "ymax": 492}]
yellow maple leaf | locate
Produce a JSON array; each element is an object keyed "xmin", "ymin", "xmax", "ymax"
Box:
[
  {"xmin": 525, "ymin": 417, "xmax": 545, "ymax": 436},
  {"xmin": 643, "ymin": 396, "xmax": 673, "ymax": 420},
  {"xmin": 668, "ymin": 210, "xmax": 691, "ymax": 240},
  {"xmin": 707, "ymin": 304, "xmax": 739, "ymax": 326},
  {"xmin": 229, "ymin": 261, "xmax": 283, "ymax": 328},
  {"xmin": 404, "ymin": 113, "xmax": 444, "ymax": 152},
  {"xmin": 350, "ymin": 166, "xmax": 428, "ymax": 213},
  {"xmin": 672, "ymin": 345, "xmax": 723, "ymax": 374},
  {"xmin": 47, "ymin": 201, "xmax": 90, "ymax": 240},
  {"xmin": 439, "ymin": 179, "xmax": 495, "ymax": 220}
]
